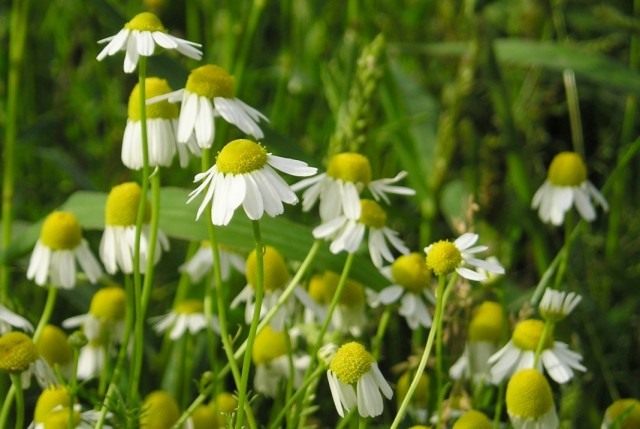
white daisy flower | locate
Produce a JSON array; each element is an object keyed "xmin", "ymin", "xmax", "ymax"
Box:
[
  {"xmin": 0, "ymin": 332, "xmax": 57, "ymax": 389},
  {"xmin": 31, "ymin": 386, "xmax": 109, "ymax": 429},
  {"xmin": 488, "ymin": 319, "xmax": 586, "ymax": 385},
  {"xmin": 451, "ymin": 410, "xmax": 493, "ymax": 429},
  {"xmin": 179, "ymin": 241, "xmax": 245, "ymax": 283},
  {"xmin": 0, "ymin": 305, "xmax": 33, "ymax": 335},
  {"xmin": 188, "ymin": 139, "xmax": 317, "ymax": 226},
  {"xmin": 35, "ymin": 325, "xmax": 73, "ymax": 378},
  {"xmin": 151, "ymin": 64, "xmax": 268, "ymax": 149},
  {"xmin": 506, "ymin": 369, "xmax": 559, "ymax": 429},
  {"xmin": 368, "ymin": 253, "xmax": 434, "ymax": 330},
  {"xmin": 27, "ymin": 211, "xmax": 103, "ymax": 289},
  {"xmin": 62, "ymin": 286, "xmax": 126, "ymax": 343},
  {"xmin": 292, "ymin": 152, "xmax": 415, "ymax": 221},
  {"xmin": 532, "ymin": 151, "xmax": 608, "ymax": 226},
  {"xmin": 424, "ymin": 232, "xmax": 504, "ymax": 282},
  {"xmin": 96, "ymin": 12, "xmax": 202, "ymax": 73},
  {"xmin": 313, "ymin": 199, "xmax": 409, "ymax": 268},
  {"xmin": 326, "ymin": 342, "xmax": 393, "ymax": 418},
  {"xmin": 152, "ymin": 299, "xmax": 219, "ymax": 340},
  {"xmin": 539, "ymin": 288, "xmax": 582, "ymax": 322},
  {"xmin": 99, "ymin": 182, "xmax": 170, "ymax": 275},
  {"xmin": 602, "ymin": 398, "xmax": 640, "ymax": 428}
]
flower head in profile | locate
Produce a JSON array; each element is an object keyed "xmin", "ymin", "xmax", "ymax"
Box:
[
  {"xmin": 488, "ymin": 318, "xmax": 585, "ymax": 384},
  {"xmin": 153, "ymin": 299, "xmax": 218, "ymax": 340},
  {"xmin": 532, "ymin": 151, "xmax": 608, "ymax": 226},
  {"xmin": 187, "ymin": 392, "xmax": 237, "ymax": 429},
  {"xmin": 32, "ymin": 385, "xmax": 105, "ymax": 429},
  {"xmin": 179, "ymin": 241, "xmax": 245, "ymax": 283},
  {"xmin": 539, "ymin": 288, "xmax": 582, "ymax": 322},
  {"xmin": 0, "ymin": 331, "xmax": 57, "ymax": 389},
  {"xmin": 602, "ymin": 398, "xmax": 640, "ymax": 429},
  {"xmin": 188, "ymin": 139, "xmax": 317, "ymax": 226},
  {"xmin": 27, "ymin": 211, "xmax": 103, "ymax": 289},
  {"xmin": 96, "ymin": 12, "xmax": 202, "ymax": 73},
  {"xmin": 506, "ymin": 369, "xmax": 558, "ymax": 429},
  {"xmin": 292, "ymin": 152, "xmax": 415, "ymax": 221},
  {"xmin": 0, "ymin": 305, "xmax": 33, "ymax": 335},
  {"xmin": 424, "ymin": 233, "xmax": 504, "ymax": 281},
  {"xmin": 326, "ymin": 341, "xmax": 393, "ymax": 418},
  {"xmin": 452, "ymin": 410, "xmax": 492, "ymax": 429},
  {"xmin": 313, "ymin": 199, "xmax": 409, "ymax": 268},
  {"xmin": 36, "ymin": 325, "xmax": 73, "ymax": 376},
  {"xmin": 99, "ymin": 182, "xmax": 170, "ymax": 275},
  {"xmin": 140, "ymin": 391, "xmax": 180, "ymax": 429}
]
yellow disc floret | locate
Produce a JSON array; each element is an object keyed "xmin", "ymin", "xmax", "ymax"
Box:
[
  {"xmin": 175, "ymin": 300, "xmax": 204, "ymax": 315},
  {"xmin": 0, "ymin": 331, "xmax": 38, "ymax": 372},
  {"xmin": 426, "ymin": 240, "xmax": 461, "ymax": 276},
  {"xmin": 329, "ymin": 342, "xmax": 374, "ymax": 385},
  {"xmin": 604, "ymin": 398, "xmax": 640, "ymax": 429},
  {"xmin": 140, "ymin": 391, "xmax": 180, "ymax": 429},
  {"xmin": 452, "ymin": 410, "xmax": 492, "ymax": 429},
  {"xmin": 124, "ymin": 12, "xmax": 165, "ymax": 32},
  {"xmin": 512, "ymin": 319, "xmax": 552, "ymax": 351},
  {"xmin": 547, "ymin": 152, "xmax": 587, "ymax": 187},
  {"xmin": 36, "ymin": 325, "xmax": 72, "ymax": 367},
  {"xmin": 252, "ymin": 326, "xmax": 287, "ymax": 364},
  {"xmin": 216, "ymin": 139, "xmax": 268, "ymax": 175},
  {"xmin": 246, "ymin": 245, "xmax": 289, "ymax": 292},
  {"xmin": 469, "ymin": 301, "xmax": 504, "ymax": 343},
  {"xmin": 186, "ymin": 65, "xmax": 235, "ymax": 99},
  {"xmin": 128, "ymin": 77, "xmax": 178, "ymax": 120},
  {"xmin": 105, "ymin": 182, "xmax": 148, "ymax": 226},
  {"xmin": 358, "ymin": 199, "xmax": 387, "ymax": 229},
  {"xmin": 392, "ymin": 253, "xmax": 431, "ymax": 293},
  {"xmin": 40, "ymin": 211, "xmax": 82, "ymax": 251},
  {"xmin": 327, "ymin": 153, "xmax": 372, "ymax": 184},
  {"xmin": 34, "ymin": 386, "xmax": 71, "ymax": 423},
  {"xmin": 506, "ymin": 369, "xmax": 554, "ymax": 418},
  {"xmin": 396, "ymin": 370, "xmax": 429, "ymax": 408},
  {"xmin": 41, "ymin": 408, "xmax": 81, "ymax": 429},
  {"xmin": 308, "ymin": 271, "xmax": 364, "ymax": 307},
  {"xmin": 89, "ymin": 287, "xmax": 127, "ymax": 322}
]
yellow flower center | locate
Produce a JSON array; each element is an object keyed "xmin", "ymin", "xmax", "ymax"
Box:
[
  {"xmin": 89, "ymin": 287, "xmax": 127, "ymax": 322},
  {"xmin": 468, "ymin": 301, "xmax": 504, "ymax": 343},
  {"xmin": 246, "ymin": 245, "xmax": 289, "ymax": 292},
  {"xmin": 425, "ymin": 240, "xmax": 461, "ymax": 276},
  {"xmin": 190, "ymin": 404, "xmax": 218, "ymax": 429},
  {"xmin": 36, "ymin": 325, "xmax": 72, "ymax": 367},
  {"xmin": 105, "ymin": 182, "xmax": 149, "ymax": 226},
  {"xmin": 547, "ymin": 151, "xmax": 587, "ymax": 186},
  {"xmin": 358, "ymin": 199, "xmax": 387, "ymax": 228},
  {"xmin": 124, "ymin": 12, "xmax": 165, "ymax": 32},
  {"xmin": 326, "ymin": 152, "xmax": 372, "ymax": 184},
  {"xmin": 216, "ymin": 139, "xmax": 268, "ymax": 175},
  {"xmin": 174, "ymin": 300, "xmax": 204, "ymax": 314},
  {"xmin": 41, "ymin": 408, "xmax": 80, "ymax": 429},
  {"xmin": 214, "ymin": 392, "xmax": 237, "ymax": 413},
  {"xmin": 605, "ymin": 399, "xmax": 640, "ymax": 429},
  {"xmin": 40, "ymin": 211, "xmax": 82, "ymax": 251},
  {"xmin": 506, "ymin": 369, "xmax": 554, "ymax": 418},
  {"xmin": 452, "ymin": 410, "xmax": 492, "ymax": 429},
  {"xmin": 185, "ymin": 65, "xmax": 235, "ymax": 99},
  {"xmin": 512, "ymin": 319, "xmax": 553, "ymax": 351},
  {"xmin": 34, "ymin": 386, "xmax": 71, "ymax": 423},
  {"xmin": 308, "ymin": 271, "xmax": 364, "ymax": 307},
  {"xmin": 0, "ymin": 331, "xmax": 38, "ymax": 372},
  {"xmin": 396, "ymin": 370, "xmax": 429, "ymax": 408},
  {"xmin": 252, "ymin": 326, "xmax": 287, "ymax": 364},
  {"xmin": 329, "ymin": 342, "xmax": 374, "ymax": 385},
  {"xmin": 392, "ymin": 253, "xmax": 431, "ymax": 293},
  {"xmin": 140, "ymin": 391, "xmax": 180, "ymax": 429},
  {"xmin": 128, "ymin": 77, "xmax": 178, "ymax": 120}
]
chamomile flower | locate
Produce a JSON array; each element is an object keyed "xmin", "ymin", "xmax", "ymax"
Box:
[
  {"xmin": 313, "ymin": 199, "xmax": 409, "ymax": 268},
  {"xmin": 539, "ymin": 288, "xmax": 582, "ymax": 322},
  {"xmin": 424, "ymin": 233, "xmax": 504, "ymax": 282},
  {"xmin": 179, "ymin": 241, "xmax": 245, "ymax": 282},
  {"xmin": 0, "ymin": 331, "xmax": 57, "ymax": 389},
  {"xmin": 326, "ymin": 342, "xmax": 393, "ymax": 418},
  {"xmin": 396, "ymin": 370, "xmax": 430, "ymax": 422},
  {"xmin": 188, "ymin": 139, "xmax": 317, "ymax": 226},
  {"xmin": 231, "ymin": 246, "xmax": 294, "ymax": 330},
  {"xmin": 0, "ymin": 305, "xmax": 33, "ymax": 334},
  {"xmin": 96, "ymin": 12, "xmax": 202, "ymax": 73},
  {"xmin": 602, "ymin": 398, "xmax": 640, "ymax": 429},
  {"xmin": 506, "ymin": 369, "xmax": 559, "ymax": 429},
  {"xmin": 532, "ymin": 151, "xmax": 608, "ymax": 226},
  {"xmin": 450, "ymin": 301, "xmax": 505, "ymax": 384},
  {"xmin": 27, "ymin": 211, "xmax": 103, "ymax": 289},
  {"xmin": 31, "ymin": 386, "xmax": 106, "ymax": 429},
  {"xmin": 368, "ymin": 253, "xmax": 434, "ymax": 330},
  {"xmin": 99, "ymin": 182, "xmax": 170, "ymax": 275},
  {"xmin": 35, "ymin": 325, "xmax": 73, "ymax": 376},
  {"xmin": 488, "ymin": 318, "xmax": 586, "ymax": 384},
  {"xmin": 153, "ymin": 299, "xmax": 219, "ymax": 339},
  {"xmin": 122, "ymin": 77, "xmax": 197, "ymax": 170},
  {"xmin": 187, "ymin": 392, "xmax": 237, "ymax": 429},
  {"xmin": 452, "ymin": 410, "xmax": 492, "ymax": 429},
  {"xmin": 140, "ymin": 391, "xmax": 180, "ymax": 429}
]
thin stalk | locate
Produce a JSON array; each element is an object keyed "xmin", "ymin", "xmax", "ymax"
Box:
[
  {"xmin": 98, "ymin": 340, "xmax": 112, "ymax": 397},
  {"xmin": 68, "ymin": 347, "xmax": 79, "ymax": 429},
  {"xmin": 435, "ymin": 275, "xmax": 457, "ymax": 429},
  {"xmin": 0, "ymin": 386, "xmax": 15, "ymax": 428},
  {"xmin": 563, "ymin": 70, "xmax": 585, "ymax": 157},
  {"xmin": 268, "ymin": 366, "xmax": 325, "ymax": 429},
  {"xmin": 283, "ymin": 324, "xmax": 295, "ymax": 428},
  {"xmin": 372, "ymin": 308, "xmax": 392, "ymax": 360},
  {"xmin": 9, "ymin": 375, "xmax": 23, "ymax": 429},
  {"xmin": 232, "ymin": 0, "xmax": 267, "ymax": 94},
  {"xmin": 235, "ymin": 220, "xmax": 265, "ymax": 429},
  {"xmin": 533, "ymin": 321, "xmax": 554, "ymax": 367},
  {"xmin": 492, "ymin": 381, "xmax": 505, "ymax": 428},
  {"xmin": 33, "ymin": 286, "xmax": 58, "ymax": 341}
]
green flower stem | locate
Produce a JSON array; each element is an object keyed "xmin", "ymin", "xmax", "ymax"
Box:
[
  {"xmin": 68, "ymin": 347, "xmax": 79, "ymax": 429},
  {"xmin": 283, "ymin": 324, "xmax": 295, "ymax": 428},
  {"xmin": 33, "ymin": 286, "xmax": 58, "ymax": 341},
  {"xmin": 391, "ymin": 273, "xmax": 455, "ymax": 429},
  {"xmin": 180, "ymin": 334, "xmax": 195, "ymax": 410},
  {"xmin": 372, "ymin": 307, "xmax": 392, "ymax": 360},
  {"xmin": 0, "ymin": 386, "xmax": 15, "ymax": 428},
  {"xmin": 1, "ymin": 0, "xmax": 30, "ymax": 302},
  {"xmin": 98, "ymin": 339, "xmax": 112, "ymax": 397},
  {"xmin": 235, "ymin": 220, "xmax": 265, "ymax": 429},
  {"xmin": 268, "ymin": 365, "xmax": 325, "ymax": 429},
  {"xmin": 492, "ymin": 380, "xmax": 505, "ymax": 428},
  {"xmin": 533, "ymin": 320, "xmax": 554, "ymax": 368},
  {"xmin": 232, "ymin": 0, "xmax": 267, "ymax": 95},
  {"xmin": 435, "ymin": 275, "xmax": 457, "ymax": 428},
  {"xmin": 9, "ymin": 374, "xmax": 22, "ymax": 429}
]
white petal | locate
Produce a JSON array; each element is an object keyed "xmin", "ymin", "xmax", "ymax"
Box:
[{"xmin": 378, "ymin": 285, "xmax": 404, "ymax": 304}]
